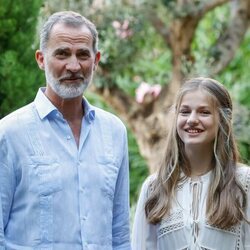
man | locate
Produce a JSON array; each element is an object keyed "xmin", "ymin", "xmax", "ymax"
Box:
[{"xmin": 0, "ymin": 11, "xmax": 131, "ymax": 249}]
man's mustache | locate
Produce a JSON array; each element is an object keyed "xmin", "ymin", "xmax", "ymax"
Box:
[{"xmin": 59, "ymin": 74, "xmax": 85, "ymax": 81}]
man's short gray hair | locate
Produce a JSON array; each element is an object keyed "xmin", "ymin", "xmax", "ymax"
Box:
[{"xmin": 39, "ymin": 11, "xmax": 98, "ymax": 53}]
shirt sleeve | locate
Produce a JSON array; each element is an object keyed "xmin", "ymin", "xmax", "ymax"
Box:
[
  {"xmin": 112, "ymin": 128, "xmax": 131, "ymax": 250},
  {"xmin": 132, "ymin": 175, "xmax": 157, "ymax": 250},
  {"xmin": 0, "ymin": 130, "xmax": 16, "ymax": 247},
  {"xmin": 0, "ymin": 190, "xmax": 4, "ymax": 246},
  {"xmin": 0, "ymin": 128, "xmax": 16, "ymax": 249}
]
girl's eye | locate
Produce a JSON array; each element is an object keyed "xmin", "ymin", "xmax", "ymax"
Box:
[
  {"xmin": 179, "ymin": 110, "xmax": 190, "ymax": 115},
  {"xmin": 200, "ymin": 110, "xmax": 211, "ymax": 115}
]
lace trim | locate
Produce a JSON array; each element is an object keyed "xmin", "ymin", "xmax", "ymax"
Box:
[
  {"xmin": 236, "ymin": 166, "xmax": 250, "ymax": 193},
  {"xmin": 158, "ymin": 221, "xmax": 184, "ymax": 238},
  {"xmin": 204, "ymin": 220, "xmax": 238, "ymax": 234},
  {"xmin": 158, "ymin": 210, "xmax": 184, "ymax": 237},
  {"xmin": 204, "ymin": 167, "xmax": 250, "ymax": 250},
  {"xmin": 236, "ymin": 167, "xmax": 250, "ymax": 250},
  {"xmin": 161, "ymin": 209, "xmax": 183, "ymax": 224}
]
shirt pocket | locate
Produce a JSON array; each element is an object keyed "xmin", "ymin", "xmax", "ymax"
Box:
[
  {"xmin": 99, "ymin": 161, "xmax": 119, "ymax": 201},
  {"xmin": 28, "ymin": 156, "xmax": 63, "ymax": 196},
  {"xmin": 158, "ymin": 209, "xmax": 189, "ymax": 250},
  {"xmin": 199, "ymin": 223, "xmax": 238, "ymax": 250}
]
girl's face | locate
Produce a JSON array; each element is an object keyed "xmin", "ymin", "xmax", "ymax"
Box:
[{"xmin": 177, "ymin": 89, "xmax": 219, "ymax": 151}]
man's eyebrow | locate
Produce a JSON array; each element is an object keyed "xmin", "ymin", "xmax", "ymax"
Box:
[
  {"xmin": 53, "ymin": 47, "xmax": 72, "ymax": 55},
  {"xmin": 77, "ymin": 48, "xmax": 91, "ymax": 53}
]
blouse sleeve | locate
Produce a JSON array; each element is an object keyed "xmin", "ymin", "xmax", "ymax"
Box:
[
  {"xmin": 132, "ymin": 175, "xmax": 158, "ymax": 250},
  {"xmin": 242, "ymin": 166, "xmax": 250, "ymax": 249}
]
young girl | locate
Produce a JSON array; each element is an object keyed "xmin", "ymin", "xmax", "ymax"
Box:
[{"xmin": 132, "ymin": 77, "xmax": 250, "ymax": 250}]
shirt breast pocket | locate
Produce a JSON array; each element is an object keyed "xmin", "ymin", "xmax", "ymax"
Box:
[
  {"xmin": 28, "ymin": 156, "xmax": 63, "ymax": 196},
  {"xmin": 98, "ymin": 161, "xmax": 119, "ymax": 201}
]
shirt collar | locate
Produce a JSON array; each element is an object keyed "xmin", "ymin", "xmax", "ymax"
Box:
[
  {"xmin": 82, "ymin": 96, "xmax": 95, "ymax": 123},
  {"xmin": 34, "ymin": 87, "xmax": 95, "ymax": 122},
  {"xmin": 34, "ymin": 87, "xmax": 57, "ymax": 119}
]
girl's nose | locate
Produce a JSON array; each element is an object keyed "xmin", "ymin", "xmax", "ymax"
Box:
[{"xmin": 187, "ymin": 112, "xmax": 199, "ymax": 126}]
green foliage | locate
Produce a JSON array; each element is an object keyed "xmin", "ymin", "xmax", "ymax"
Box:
[
  {"xmin": 189, "ymin": 4, "xmax": 250, "ymax": 165},
  {"xmin": 0, "ymin": 0, "xmax": 44, "ymax": 117},
  {"xmin": 220, "ymin": 32, "xmax": 250, "ymax": 165},
  {"xmin": 89, "ymin": 4, "xmax": 172, "ymax": 94},
  {"xmin": 219, "ymin": 31, "xmax": 250, "ymax": 106},
  {"xmin": 191, "ymin": 4, "xmax": 230, "ymax": 76},
  {"xmin": 128, "ymin": 130, "xmax": 148, "ymax": 204}
]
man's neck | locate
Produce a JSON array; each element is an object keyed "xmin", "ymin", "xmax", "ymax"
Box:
[{"xmin": 45, "ymin": 87, "xmax": 84, "ymax": 121}]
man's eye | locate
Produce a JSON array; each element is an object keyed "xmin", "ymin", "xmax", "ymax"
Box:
[
  {"xmin": 55, "ymin": 51, "xmax": 68, "ymax": 58},
  {"xmin": 78, "ymin": 53, "xmax": 90, "ymax": 60}
]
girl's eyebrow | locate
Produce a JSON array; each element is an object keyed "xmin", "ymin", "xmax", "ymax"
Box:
[{"xmin": 180, "ymin": 104, "xmax": 211, "ymax": 108}]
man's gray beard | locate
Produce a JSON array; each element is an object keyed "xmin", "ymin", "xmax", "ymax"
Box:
[{"xmin": 45, "ymin": 69, "xmax": 92, "ymax": 99}]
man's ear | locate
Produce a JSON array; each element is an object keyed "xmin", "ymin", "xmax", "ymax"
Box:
[
  {"xmin": 94, "ymin": 51, "xmax": 101, "ymax": 71},
  {"xmin": 35, "ymin": 50, "xmax": 45, "ymax": 70}
]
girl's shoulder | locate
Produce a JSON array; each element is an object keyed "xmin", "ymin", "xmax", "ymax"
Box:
[
  {"xmin": 236, "ymin": 163, "xmax": 250, "ymax": 192},
  {"xmin": 140, "ymin": 173, "xmax": 157, "ymax": 197},
  {"xmin": 142, "ymin": 174, "xmax": 157, "ymax": 189}
]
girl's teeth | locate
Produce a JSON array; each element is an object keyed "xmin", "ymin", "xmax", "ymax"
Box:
[{"xmin": 188, "ymin": 129, "xmax": 200, "ymax": 133}]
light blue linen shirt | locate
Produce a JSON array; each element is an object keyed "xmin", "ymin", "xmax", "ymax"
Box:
[{"xmin": 0, "ymin": 88, "xmax": 131, "ymax": 250}]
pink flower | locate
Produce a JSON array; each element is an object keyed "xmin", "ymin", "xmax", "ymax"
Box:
[
  {"xmin": 112, "ymin": 20, "xmax": 133, "ymax": 39},
  {"xmin": 112, "ymin": 20, "xmax": 121, "ymax": 29},
  {"xmin": 135, "ymin": 82, "xmax": 162, "ymax": 103}
]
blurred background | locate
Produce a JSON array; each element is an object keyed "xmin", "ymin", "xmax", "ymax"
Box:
[{"xmin": 1, "ymin": 0, "xmax": 250, "ymax": 211}]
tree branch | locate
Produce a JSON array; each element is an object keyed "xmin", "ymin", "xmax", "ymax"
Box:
[
  {"xmin": 169, "ymin": 0, "xmax": 230, "ymax": 18},
  {"xmin": 210, "ymin": 0, "xmax": 250, "ymax": 74},
  {"xmin": 91, "ymin": 84, "xmax": 140, "ymax": 123},
  {"xmin": 147, "ymin": 9, "xmax": 171, "ymax": 46},
  {"xmin": 199, "ymin": 0, "xmax": 230, "ymax": 15}
]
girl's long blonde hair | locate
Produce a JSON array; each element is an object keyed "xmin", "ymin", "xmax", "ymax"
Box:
[{"xmin": 145, "ymin": 77, "xmax": 248, "ymax": 229}]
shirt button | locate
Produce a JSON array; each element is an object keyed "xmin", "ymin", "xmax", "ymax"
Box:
[{"xmin": 66, "ymin": 135, "xmax": 71, "ymax": 140}]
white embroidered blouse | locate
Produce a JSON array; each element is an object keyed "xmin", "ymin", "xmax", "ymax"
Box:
[{"xmin": 132, "ymin": 165, "xmax": 250, "ymax": 250}]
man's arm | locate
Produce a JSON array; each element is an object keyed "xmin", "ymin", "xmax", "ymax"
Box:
[
  {"xmin": 0, "ymin": 190, "xmax": 4, "ymax": 247},
  {"xmin": 0, "ymin": 131, "xmax": 15, "ymax": 247},
  {"xmin": 112, "ymin": 129, "xmax": 131, "ymax": 250}
]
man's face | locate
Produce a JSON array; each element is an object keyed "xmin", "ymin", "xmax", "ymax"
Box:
[{"xmin": 36, "ymin": 23, "xmax": 100, "ymax": 99}]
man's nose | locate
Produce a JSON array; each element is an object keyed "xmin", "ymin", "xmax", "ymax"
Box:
[{"xmin": 66, "ymin": 56, "xmax": 81, "ymax": 72}]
